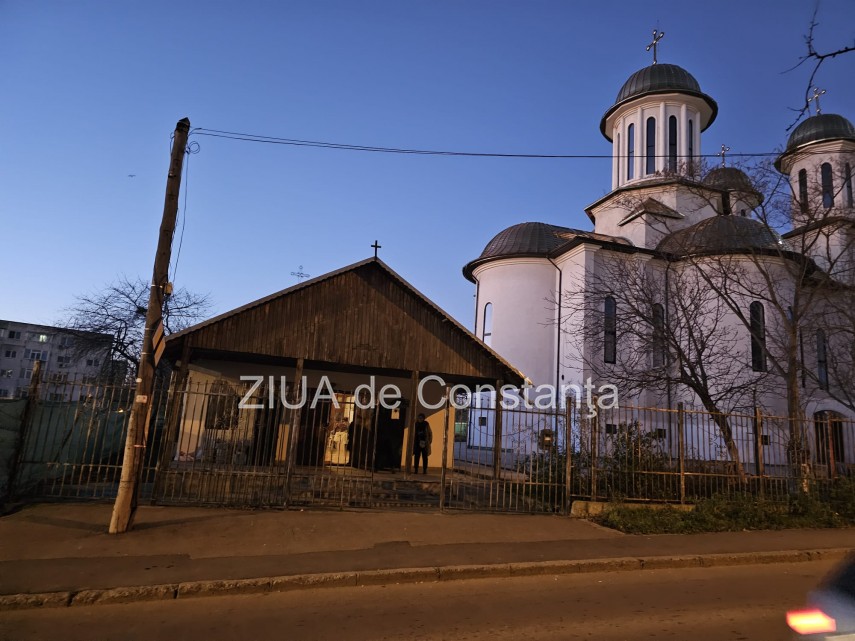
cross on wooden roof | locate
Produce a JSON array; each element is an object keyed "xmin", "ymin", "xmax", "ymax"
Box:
[
  {"xmin": 290, "ymin": 265, "xmax": 310, "ymax": 281},
  {"xmin": 646, "ymin": 29, "xmax": 665, "ymax": 65},
  {"xmin": 371, "ymin": 240, "xmax": 382, "ymax": 259}
]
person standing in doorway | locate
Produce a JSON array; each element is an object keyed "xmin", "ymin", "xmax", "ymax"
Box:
[{"xmin": 413, "ymin": 413, "xmax": 432, "ymax": 474}]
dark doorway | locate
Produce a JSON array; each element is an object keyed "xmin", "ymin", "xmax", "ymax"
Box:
[{"xmin": 374, "ymin": 403, "xmax": 407, "ymax": 471}]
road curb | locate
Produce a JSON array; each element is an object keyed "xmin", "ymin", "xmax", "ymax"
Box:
[{"xmin": 1, "ymin": 547, "xmax": 850, "ymax": 612}]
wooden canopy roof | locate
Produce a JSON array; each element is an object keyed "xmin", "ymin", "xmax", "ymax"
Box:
[{"xmin": 166, "ymin": 258, "xmax": 525, "ymax": 385}]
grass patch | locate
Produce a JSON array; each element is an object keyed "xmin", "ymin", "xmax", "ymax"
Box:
[{"xmin": 595, "ymin": 477, "xmax": 855, "ymax": 534}]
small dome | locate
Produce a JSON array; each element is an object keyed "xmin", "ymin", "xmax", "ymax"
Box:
[
  {"xmin": 616, "ymin": 63, "xmax": 701, "ymax": 103},
  {"xmin": 785, "ymin": 113, "xmax": 855, "ymax": 152},
  {"xmin": 703, "ymin": 167, "xmax": 758, "ymax": 193},
  {"xmin": 601, "ymin": 63, "xmax": 718, "ymax": 140},
  {"xmin": 463, "ymin": 222, "xmax": 573, "ymax": 281},
  {"xmin": 657, "ymin": 216, "xmax": 790, "ymax": 255}
]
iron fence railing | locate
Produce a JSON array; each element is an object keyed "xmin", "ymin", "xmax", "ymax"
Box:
[{"xmin": 2, "ymin": 375, "xmax": 853, "ymax": 511}]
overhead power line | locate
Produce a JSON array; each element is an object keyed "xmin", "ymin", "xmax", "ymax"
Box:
[{"xmin": 191, "ymin": 127, "xmax": 795, "ymax": 160}]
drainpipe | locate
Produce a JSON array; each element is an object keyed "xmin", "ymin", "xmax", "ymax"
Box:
[{"xmin": 548, "ymin": 257, "xmax": 563, "ymax": 394}]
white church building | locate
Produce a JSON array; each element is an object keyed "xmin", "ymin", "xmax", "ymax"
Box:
[{"xmin": 462, "ymin": 53, "xmax": 855, "ymax": 469}]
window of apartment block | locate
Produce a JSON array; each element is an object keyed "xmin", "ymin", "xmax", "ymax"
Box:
[
  {"xmin": 21, "ymin": 369, "xmax": 32, "ymax": 380},
  {"xmin": 0, "ymin": 389, "xmax": 9, "ymax": 398},
  {"xmin": 7, "ymin": 331, "xmax": 21, "ymax": 340},
  {"xmin": 3, "ymin": 350, "xmax": 15, "ymax": 358},
  {"xmin": 1, "ymin": 370, "xmax": 13, "ymax": 378},
  {"xmin": 86, "ymin": 358, "xmax": 100, "ymax": 367}
]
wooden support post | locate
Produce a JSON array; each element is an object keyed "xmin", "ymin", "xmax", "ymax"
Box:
[
  {"xmin": 677, "ymin": 402, "xmax": 686, "ymax": 504},
  {"xmin": 110, "ymin": 118, "xmax": 190, "ymax": 534},
  {"xmin": 492, "ymin": 379, "xmax": 503, "ymax": 480},
  {"xmin": 5, "ymin": 360, "xmax": 42, "ymax": 502},
  {"xmin": 754, "ymin": 407, "xmax": 765, "ymax": 497},
  {"xmin": 404, "ymin": 370, "xmax": 419, "ymax": 474},
  {"xmin": 283, "ymin": 358, "xmax": 305, "ymax": 507},
  {"xmin": 564, "ymin": 396, "xmax": 573, "ymax": 516},
  {"xmin": 439, "ymin": 388, "xmax": 450, "ymax": 512},
  {"xmin": 150, "ymin": 341, "xmax": 191, "ymax": 503}
]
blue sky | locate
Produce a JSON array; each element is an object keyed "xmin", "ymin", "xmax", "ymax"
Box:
[{"xmin": 2, "ymin": 0, "xmax": 854, "ymax": 330}]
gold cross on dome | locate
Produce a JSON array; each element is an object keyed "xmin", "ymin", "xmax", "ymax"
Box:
[
  {"xmin": 808, "ymin": 87, "xmax": 827, "ymax": 115},
  {"xmin": 646, "ymin": 29, "xmax": 665, "ymax": 64},
  {"xmin": 719, "ymin": 144, "xmax": 731, "ymax": 167}
]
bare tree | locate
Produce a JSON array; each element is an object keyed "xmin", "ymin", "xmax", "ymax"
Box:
[
  {"xmin": 60, "ymin": 275, "xmax": 211, "ymax": 376},
  {"xmin": 786, "ymin": 2, "xmax": 855, "ymax": 130},
  {"xmin": 559, "ymin": 245, "xmax": 773, "ymax": 481}
]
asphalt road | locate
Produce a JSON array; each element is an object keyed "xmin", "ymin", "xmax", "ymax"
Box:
[{"xmin": 0, "ymin": 561, "xmax": 835, "ymax": 641}]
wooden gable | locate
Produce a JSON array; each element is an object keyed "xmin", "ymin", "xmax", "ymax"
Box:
[{"xmin": 166, "ymin": 259, "xmax": 523, "ymax": 384}]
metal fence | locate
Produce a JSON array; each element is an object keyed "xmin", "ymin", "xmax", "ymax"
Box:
[{"xmin": 3, "ymin": 375, "xmax": 854, "ymax": 512}]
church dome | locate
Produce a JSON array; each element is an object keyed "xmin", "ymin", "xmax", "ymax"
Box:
[
  {"xmin": 657, "ymin": 216, "xmax": 790, "ymax": 255},
  {"xmin": 703, "ymin": 167, "xmax": 755, "ymax": 192},
  {"xmin": 601, "ymin": 63, "xmax": 718, "ymax": 139},
  {"xmin": 463, "ymin": 222, "xmax": 573, "ymax": 281},
  {"xmin": 785, "ymin": 113, "xmax": 855, "ymax": 152},
  {"xmin": 775, "ymin": 113, "xmax": 855, "ymax": 172}
]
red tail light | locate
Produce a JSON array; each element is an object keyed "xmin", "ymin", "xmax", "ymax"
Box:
[{"xmin": 787, "ymin": 608, "xmax": 837, "ymax": 635}]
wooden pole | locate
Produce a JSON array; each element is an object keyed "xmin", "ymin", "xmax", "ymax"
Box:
[
  {"xmin": 403, "ymin": 370, "xmax": 419, "ymax": 474},
  {"xmin": 439, "ymin": 388, "xmax": 450, "ymax": 511},
  {"xmin": 110, "ymin": 118, "xmax": 190, "ymax": 534}
]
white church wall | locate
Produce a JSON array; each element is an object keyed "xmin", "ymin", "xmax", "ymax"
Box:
[{"xmin": 473, "ymin": 258, "xmax": 558, "ymax": 387}]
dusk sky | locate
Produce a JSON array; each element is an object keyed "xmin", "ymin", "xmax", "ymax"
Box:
[{"xmin": 2, "ymin": 1, "xmax": 854, "ymax": 331}]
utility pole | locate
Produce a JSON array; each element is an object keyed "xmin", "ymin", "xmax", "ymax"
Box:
[{"xmin": 109, "ymin": 117, "xmax": 190, "ymax": 534}]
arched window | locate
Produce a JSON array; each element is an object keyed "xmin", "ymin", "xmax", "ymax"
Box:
[
  {"xmin": 616, "ymin": 132, "xmax": 621, "ymax": 182},
  {"xmin": 627, "ymin": 124, "xmax": 635, "ymax": 180},
  {"xmin": 816, "ymin": 329, "xmax": 828, "ymax": 391},
  {"xmin": 604, "ymin": 296, "xmax": 617, "ymax": 364},
  {"xmin": 845, "ymin": 162, "xmax": 853, "ymax": 208},
  {"xmin": 482, "ymin": 302, "xmax": 493, "ymax": 346},
  {"xmin": 687, "ymin": 119, "xmax": 694, "ymax": 165},
  {"xmin": 821, "ymin": 162, "xmax": 834, "ymax": 208},
  {"xmin": 749, "ymin": 301, "xmax": 766, "ymax": 372},
  {"xmin": 646, "ymin": 117, "xmax": 656, "ymax": 175},
  {"xmin": 652, "ymin": 303, "xmax": 666, "ymax": 367},
  {"xmin": 798, "ymin": 169, "xmax": 808, "ymax": 211},
  {"xmin": 668, "ymin": 116, "xmax": 678, "ymax": 172}
]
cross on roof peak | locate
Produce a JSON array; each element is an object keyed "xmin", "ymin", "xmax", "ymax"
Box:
[
  {"xmin": 646, "ymin": 29, "xmax": 665, "ymax": 65},
  {"xmin": 808, "ymin": 87, "xmax": 827, "ymax": 115},
  {"xmin": 719, "ymin": 144, "xmax": 731, "ymax": 168},
  {"xmin": 291, "ymin": 265, "xmax": 310, "ymax": 281},
  {"xmin": 371, "ymin": 240, "xmax": 382, "ymax": 259}
]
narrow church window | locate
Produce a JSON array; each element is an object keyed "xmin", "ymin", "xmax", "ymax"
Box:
[
  {"xmin": 616, "ymin": 132, "xmax": 621, "ymax": 182},
  {"xmin": 652, "ymin": 303, "xmax": 665, "ymax": 367},
  {"xmin": 646, "ymin": 117, "xmax": 656, "ymax": 175},
  {"xmin": 627, "ymin": 124, "xmax": 635, "ymax": 180},
  {"xmin": 817, "ymin": 329, "xmax": 828, "ymax": 391},
  {"xmin": 749, "ymin": 301, "xmax": 766, "ymax": 372},
  {"xmin": 845, "ymin": 163, "xmax": 853, "ymax": 207},
  {"xmin": 668, "ymin": 116, "xmax": 678, "ymax": 172},
  {"xmin": 482, "ymin": 302, "xmax": 493, "ymax": 347},
  {"xmin": 798, "ymin": 169, "xmax": 808, "ymax": 211},
  {"xmin": 604, "ymin": 296, "xmax": 617, "ymax": 364},
  {"xmin": 821, "ymin": 162, "xmax": 834, "ymax": 208}
]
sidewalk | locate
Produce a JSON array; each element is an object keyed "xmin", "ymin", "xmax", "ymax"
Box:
[{"xmin": 0, "ymin": 503, "xmax": 852, "ymax": 609}]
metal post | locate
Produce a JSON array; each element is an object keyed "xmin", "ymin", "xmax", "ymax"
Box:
[
  {"xmin": 563, "ymin": 396, "xmax": 573, "ymax": 516},
  {"xmin": 590, "ymin": 409, "xmax": 599, "ymax": 501},
  {"xmin": 754, "ymin": 407, "xmax": 765, "ymax": 497},
  {"xmin": 677, "ymin": 402, "xmax": 686, "ymax": 504},
  {"xmin": 283, "ymin": 358, "xmax": 305, "ymax": 507},
  {"xmin": 492, "ymin": 379, "xmax": 503, "ymax": 480},
  {"xmin": 110, "ymin": 118, "xmax": 190, "ymax": 534},
  {"xmin": 439, "ymin": 389, "xmax": 450, "ymax": 512},
  {"xmin": 5, "ymin": 360, "xmax": 42, "ymax": 502},
  {"xmin": 404, "ymin": 370, "xmax": 419, "ymax": 474}
]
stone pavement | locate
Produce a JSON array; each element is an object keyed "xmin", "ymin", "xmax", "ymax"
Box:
[{"xmin": 0, "ymin": 503, "xmax": 852, "ymax": 610}]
